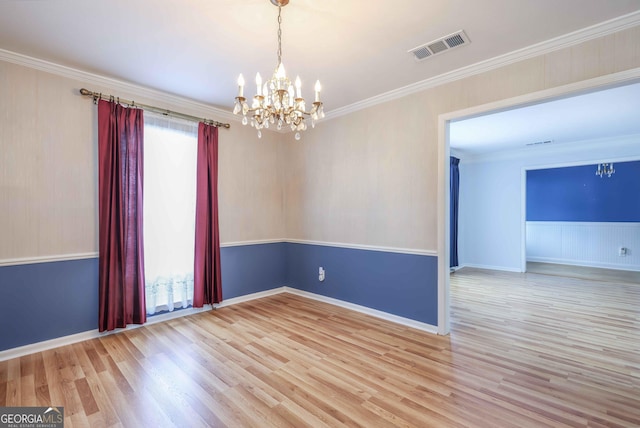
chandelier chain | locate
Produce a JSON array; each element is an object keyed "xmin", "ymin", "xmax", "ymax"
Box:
[{"xmin": 277, "ymin": 6, "xmax": 283, "ymax": 66}]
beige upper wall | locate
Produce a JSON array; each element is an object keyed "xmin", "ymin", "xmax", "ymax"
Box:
[
  {"xmin": 0, "ymin": 60, "xmax": 285, "ymax": 261},
  {"xmin": 0, "ymin": 64, "xmax": 97, "ymax": 260},
  {"xmin": 218, "ymin": 125, "xmax": 286, "ymax": 244},
  {"xmin": 284, "ymin": 97, "xmax": 433, "ymax": 250},
  {"xmin": 2, "ymin": 25, "xmax": 639, "ymax": 260},
  {"xmin": 285, "ymin": 25, "xmax": 640, "ymax": 251}
]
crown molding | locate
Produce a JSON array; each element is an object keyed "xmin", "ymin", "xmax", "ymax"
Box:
[
  {"xmin": 1, "ymin": 10, "xmax": 639, "ymax": 125},
  {"xmin": 0, "ymin": 48, "xmax": 238, "ymax": 124},
  {"xmin": 325, "ymin": 10, "xmax": 640, "ymax": 121},
  {"xmin": 459, "ymin": 133, "xmax": 640, "ymax": 164}
]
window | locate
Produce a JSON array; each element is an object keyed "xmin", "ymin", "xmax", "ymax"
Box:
[{"xmin": 143, "ymin": 113, "xmax": 198, "ymax": 314}]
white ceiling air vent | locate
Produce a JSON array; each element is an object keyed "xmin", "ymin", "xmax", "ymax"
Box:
[{"xmin": 408, "ymin": 30, "xmax": 470, "ymax": 61}]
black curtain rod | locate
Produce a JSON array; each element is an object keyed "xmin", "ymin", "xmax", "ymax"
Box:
[{"xmin": 79, "ymin": 88, "xmax": 231, "ymax": 129}]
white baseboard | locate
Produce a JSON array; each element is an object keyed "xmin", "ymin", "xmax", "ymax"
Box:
[
  {"xmin": 215, "ymin": 287, "xmax": 287, "ymax": 308},
  {"xmin": 0, "ymin": 286, "xmax": 436, "ymax": 361},
  {"xmin": 0, "ymin": 306, "xmax": 211, "ymax": 362},
  {"xmin": 526, "ymin": 257, "xmax": 640, "ymax": 272},
  {"xmin": 0, "ymin": 330, "xmax": 102, "ymax": 362},
  {"xmin": 0, "ymin": 288, "xmax": 282, "ymax": 362},
  {"xmin": 283, "ymin": 287, "xmax": 439, "ymax": 334},
  {"xmin": 458, "ymin": 263, "xmax": 523, "ymax": 273}
]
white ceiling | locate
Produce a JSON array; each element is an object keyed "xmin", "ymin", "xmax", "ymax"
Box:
[
  {"xmin": 450, "ymin": 81, "xmax": 640, "ymax": 154},
  {"xmin": 1, "ymin": 0, "xmax": 640, "ymax": 114},
  {"xmin": 0, "ymin": 0, "xmax": 640, "ymax": 153}
]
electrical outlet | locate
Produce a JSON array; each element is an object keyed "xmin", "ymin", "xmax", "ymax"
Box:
[
  {"xmin": 619, "ymin": 247, "xmax": 628, "ymax": 256},
  {"xmin": 319, "ymin": 267, "xmax": 325, "ymax": 282}
]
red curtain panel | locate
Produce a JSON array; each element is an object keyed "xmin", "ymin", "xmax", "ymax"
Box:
[
  {"xmin": 97, "ymin": 100, "xmax": 146, "ymax": 332},
  {"xmin": 193, "ymin": 123, "xmax": 222, "ymax": 306}
]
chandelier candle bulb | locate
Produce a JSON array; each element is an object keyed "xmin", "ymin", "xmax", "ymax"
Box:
[
  {"xmin": 276, "ymin": 63, "xmax": 286, "ymax": 89},
  {"xmin": 237, "ymin": 74, "xmax": 245, "ymax": 97},
  {"xmin": 315, "ymin": 80, "xmax": 321, "ymax": 102},
  {"xmin": 288, "ymin": 86, "xmax": 295, "ymax": 107},
  {"xmin": 256, "ymin": 73, "xmax": 262, "ymax": 96},
  {"xmin": 295, "ymin": 76, "xmax": 302, "ymax": 98}
]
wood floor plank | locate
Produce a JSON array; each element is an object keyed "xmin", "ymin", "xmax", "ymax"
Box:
[
  {"xmin": 1, "ymin": 267, "xmax": 639, "ymax": 427},
  {"xmin": 243, "ymin": 365, "xmax": 334, "ymax": 427},
  {"xmin": 273, "ymin": 398, "xmax": 336, "ymax": 428},
  {"xmin": 95, "ymin": 367, "xmax": 145, "ymax": 427},
  {"xmin": 125, "ymin": 355, "xmax": 208, "ymax": 427},
  {"xmin": 271, "ymin": 366, "xmax": 364, "ymax": 427}
]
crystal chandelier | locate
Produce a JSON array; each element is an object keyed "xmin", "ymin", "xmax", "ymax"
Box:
[
  {"xmin": 233, "ymin": 0, "xmax": 324, "ymax": 140},
  {"xmin": 595, "ymin": 163, "xmax": 615, "ymax": 178}
]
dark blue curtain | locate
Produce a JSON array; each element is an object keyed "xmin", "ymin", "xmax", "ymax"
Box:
[{"xmin": 450, "ymin": 157, "xmax": 460, "ymax": 268}]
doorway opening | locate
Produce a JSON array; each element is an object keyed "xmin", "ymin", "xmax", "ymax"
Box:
[{"xmin": 437, "ymin": 70, "xmax": 640, "ymax": 335}]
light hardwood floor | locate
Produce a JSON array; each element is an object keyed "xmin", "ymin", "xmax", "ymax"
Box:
[
  {"xmin": 527, "ymin": 262, "xmax": 640, "ymax": 284},
  {"xmin": 1, "ymin": 268, "xmax": 639, "ymax": 427}
]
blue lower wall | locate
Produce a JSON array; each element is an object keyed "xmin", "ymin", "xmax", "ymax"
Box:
[
  {"xmin": 286, "ymin": 243, "xmax": 438, "ymax": 326},
  {"xmin": 0, "ymin": 258, "xmax": 99, "ymax": 352},
  {"xmin": 0, "ymin": 243, "xmax": 288, "ymax": 352},
  {"xmin": 221, "ymin": 242, "xmax": 287, "ymax": 299},
  {"xmin": 0, "ymin": 241, "xmax": 437, "ymax": 352}
]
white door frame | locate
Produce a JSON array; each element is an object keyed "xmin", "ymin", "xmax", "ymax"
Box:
[{"xmin": 436, "ymin": 68, "xmax": 640, "ymax": 335}]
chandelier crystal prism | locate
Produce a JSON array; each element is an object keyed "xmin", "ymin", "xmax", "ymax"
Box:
[
  {"xmin": 233, "ymin": 0, "xmax": 324, "ymax": 140},
  {"xmin": 595, "ymin": 163, "xmax": 615, "ymax": 178}
]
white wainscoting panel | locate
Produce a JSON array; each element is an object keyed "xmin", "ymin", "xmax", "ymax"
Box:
[{"xmin": 526, "ymin": 222, "xmax": 640, "ymax": 271}]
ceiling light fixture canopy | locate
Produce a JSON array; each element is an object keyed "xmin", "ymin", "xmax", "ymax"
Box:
[{"xmin": 233, "ymin": 0, "xmax": 324, "ymax": 140}]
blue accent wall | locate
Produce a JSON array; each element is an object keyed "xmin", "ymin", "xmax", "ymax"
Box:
[
  {"xmin": 0, "ymin": 244, "xmax": 288, "ymax": 352},
  {"xmin": 286, "ymin": 243, "xmax": 438, "ymax": 326},
  {"xmin": 0, "ymin": 258, "xmax": 99, "ymax": 352},
  {"xmin": 221, "ymin": 242, "xmax": 287, "ymax": 299},
  {"xmin": 527, "ymin": 161, "xmax": 640, "ymax": 222},
  {"xmin": 1, "ymin": 241, "xmax": 436, "ymax": 352}
]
